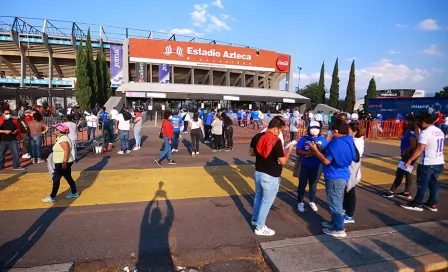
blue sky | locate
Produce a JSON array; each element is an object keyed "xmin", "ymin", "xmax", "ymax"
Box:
[{"xmin": 3, "ymin": 0, "xmax": 448, "ymax": 97}]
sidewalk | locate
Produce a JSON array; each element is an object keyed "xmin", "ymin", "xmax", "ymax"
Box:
[{"xmin": 261, "ymin": 221, "xmax": 448, "ymax": 272}]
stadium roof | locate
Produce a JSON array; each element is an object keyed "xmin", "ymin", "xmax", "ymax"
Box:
[{"xmin": 117, "ymin": 83, "xmax": 310, "ymax": 105}]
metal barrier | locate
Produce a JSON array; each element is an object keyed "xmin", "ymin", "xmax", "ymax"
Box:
[{"xmin": 360, "ymin": 120, "xmax": 403, "ymax": 140}]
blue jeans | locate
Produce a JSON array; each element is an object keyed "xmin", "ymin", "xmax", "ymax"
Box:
[
  {"xmin": 414, "ymin": 164, "xmax": 444, "ymax": 205},
  {"xmin": 119, "ymin": 130, "xmax": 130, "ymax": 152},
  {"xmin": 172, "ymin": 131, "xmax": 180, "ymax": 150},
  {"xmin": 87, "ymin": 126, "xmax": 96, "ymax": 141},
  {"xmin": 158, "ymin": 136, "xmax": 172, "ymax": 161},
  {"xmin": 0, "ymin": 140, "xmax": 20, "ymax": 169},
  {"xmin": 134, "ymin": 128, "xmax": 141, "ymax": 147},
  {"xmin": 30, "ymin": 135, "xmax": 43, "ymax": 159},
  {"xmin": 252, "ymin": 171, "xmax": 280, "ymax": 229},
  {"xmin": 325, "ymin": 179, "xmax": 347, "ymax": 231},
  {"xmin": 298, "ymin": 164, "xmax": 322, "ymax": 203},
  {"xmin": 441, "ymin": 124, "xmax": 447, "ymax": 136}
]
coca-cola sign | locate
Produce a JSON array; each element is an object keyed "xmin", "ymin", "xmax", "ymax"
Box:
[{"xmin": 276, "ymin": 55, "xmax": 290, "ymax": 71}]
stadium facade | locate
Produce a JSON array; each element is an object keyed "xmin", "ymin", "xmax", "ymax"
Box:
[{"xmin": 0, "ymin": 17, "xmax": 310, "ymax": 112}]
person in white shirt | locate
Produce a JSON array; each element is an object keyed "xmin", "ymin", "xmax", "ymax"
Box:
[
  {"xmin": 115, "ymin": 109, "xmax": 132, "ymax": 154},
  {"xmin": 443, "ymin": 116, "xmax": 448, "ymax": 138},
  {"xmin": 351, "ymin": 112, "xmax": 359, "ymax": 121},
  {"xmin": 314, "ymin": 111, "xmax": 323, "ymax": 128},
  {"xmin": 258, "ymin": 110, "xmax": 264, "ymax": 127},
  {"xmin": 110, "ymin": 107, "xmax": 119, "ymax": 141},
  {"xmin": 280, "ymin": 109, "xmax": 290, "ymax": 120},
  {"xmin": 63, "ymin": 115, "xmax": 78, "ymax": 161},
  {"xmin": 308, "ymin": 111, "xmax": 314, "ymax": 121},
  {"xmin": 181, "ymin": 110, "xmax": 192, "ymax": 133},
  {"xmin": 400, "ymin": 112, "xmax": 445, "ymax": 212},
  {"xmin": 85, "ymin": 112, "xmax": 98, "ymax": 142}
]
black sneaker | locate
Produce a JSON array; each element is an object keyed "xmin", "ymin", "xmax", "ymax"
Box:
[
  {"xmin": 400, "ymin": 202, "xmax": 423, "ymax": 211},
  {"xmin": 168, "ymin": 160, "xmax": 177, "ymax": 165},
  {"xmin": 382, "ymin": 191, "xmax": 395, "ymax": 198},
  {"xmin": 154, "ymin": 159, "xmax": 162, "ymax": 167},
  {"xmin": 396, "ymin": 192, "xmax": 412, "ymax": 200}
]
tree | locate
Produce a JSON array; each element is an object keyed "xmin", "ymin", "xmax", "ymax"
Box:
[
  {"xmin": 299, "ymin": 82, "xmax": 320, "ymax": 109},
  {"xmin": 95, "ymin": 53, "xmax": 104, "ymax": 106},
  {"xmin": 329, "ymin": 58, "xmax": 339, "ymax": 108},
  {"xmin": 318, "ymin": 61, "xmax": 326, "ymax": 105},
  {"xmin": 74, "ymin": 42, "xmax": 91, "ymax": 111},
  {"xmin": 85, "ymin": 29, "xmax": 97, "ymax": 108},
  {"xmin": 435, "ymin": 86, "xmax": 448, "ymax": 97},
  {"xmin": 344, "ymin": 60, "xmax": 356, "ymax": 113},
  {"xmin": 102, "ymin": 52, "xmax": 112, "ymax": 101},
  {"xmin": 363, "ymin": 77, "xmax": 377, "ymax": 112}
]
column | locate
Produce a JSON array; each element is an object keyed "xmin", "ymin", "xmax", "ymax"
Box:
[
  {"xmin": 226, "ymin": 70, "xmax": 230, "ymax": 86},
  {"xmin": 20, "ymin": 51, "xmax": 26, "ymax": 87},
  {"xmin": 254, "ymin": 71, "xmax": 259, "ymax": 88},
  {"xmin": 48, "ymin": 55, "xmax": 53, "ymax": 88},
  {"xmin": 241, "ymin": 71, "xmax": 246, "ymax": 87},
  {"xmin": 191, "ymin": 67, "xmax": 195, "ymax": 84},
  {"xmin": 122, "ymin": 38, "xmax": 129, "ymax": 83},
  {"xmin": 149, "ymin": 64, "xmax": 153, "ymax": 82},
  {"xmin": 209, "ymin": 69, "xmax": 213, "ymax": 85},
  {"xmin": 171, "ymin": 65, "xmax": 175, "ymax": 83},
  {"xmin": 263, "ymin": 73, "xmax": 268, "ymax": 89}
]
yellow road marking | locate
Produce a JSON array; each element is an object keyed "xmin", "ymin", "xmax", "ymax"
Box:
[{"xmin": 0, "ymin": 157, "xmax": 446, "ymax": 211}]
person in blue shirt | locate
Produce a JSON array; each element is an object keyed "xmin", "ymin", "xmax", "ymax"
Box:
[
  {"xmin": 170, "ymin": 111, "xmax": 183, "ymax": 152},
  {"xmin": 198, "ymin": 109, "xmax": 203, "ymax": 120},
  {"xmin": 296, "ymin": 121, "xmax": 328, "ymax": 213},
  {"xmin": 252, "ymin": 109, "xmax": 260, "ymax": 129},
  {"xmin": 237, "ymin": 109, "xmax": 243, "ymax": 126},
  {"xmin": 267, "ymin": 111, "xmax": 271, "ymax": 119},
  {"xmin": 309, "ymin": 120, "xmax": 359, "ymax": 238},
  {"xmin": 396, "ymin": 112, "xmax": 403, "ymax": 120},
  {"xmin": 204, "ymin": 108, "xmax": 215, "ymax": 143},
  {"xmin": 243, "ymin": 111, "xmax": 249, "ymax": 127}
]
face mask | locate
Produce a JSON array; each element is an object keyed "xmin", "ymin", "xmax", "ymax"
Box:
[
  {"xmin": 4, "ymin": 114, "xmax": 11, "ymax": 120},
  {"xmin": 310, "ymin": 128, "xmax": 320, "ymax": 136}
]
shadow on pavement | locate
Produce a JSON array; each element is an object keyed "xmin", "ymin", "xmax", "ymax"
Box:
[
  {"xmin": 135, "ymin": 181, "xmax": 174, "ymax": 271},
  {"xmin": 0, "ymin": 172, "xmax": 26, "ymax": 192},
  {"xmin": 204, "ymin": 157, "xmax": 254, "ymax": 227},
  {"xmin": 0, "ymin": 156, "xmax": 110, "ymax": 269}
]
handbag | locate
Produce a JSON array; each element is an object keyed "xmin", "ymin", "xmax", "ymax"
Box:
[
  {"xmin": 292, "ymin": 156, "xmax": 301, "ymax": 178},
  {"xmin": 159, "ymin": 121, "xmax": 164, "ymax": 139}
]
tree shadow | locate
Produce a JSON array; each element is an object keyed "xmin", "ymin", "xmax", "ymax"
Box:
[
  {"xmin": 204, "ymin": 157, "xmax": 254, "ymax": 227},
  {"xmin": 0, "ymin": 156, "xmax": 110, "ymax": 269},
  {"xmin": 135, "ymin": 181, "xmax": 175, "ymax": 271}
]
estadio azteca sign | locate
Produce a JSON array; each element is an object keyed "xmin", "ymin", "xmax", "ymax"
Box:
[{"xmin": 130, "ymin": 38, "xmax": 290, "ymax": 73}]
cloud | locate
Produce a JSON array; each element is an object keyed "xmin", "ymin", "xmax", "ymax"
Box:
[
  {"xmin": 169, "ymin": 28, "xmax": 204, "ymax": 37},
  {"xmin": 388, "ymin": 50, "xmax": 401, "ymax": 55},
  {"xmin": 417, "ymin": 19, "xmax": 442, "ymax": 30},
  {"xmin": 206, "ymin": 14, "xmax": 230, "ymax": 32},
  {"xmin": 193, "ymin": 3, "xmax": 208, "ymax": 10},
  {"xmin": 191, "ymin": 10, "xmax": 207, "ymax": 27},
  {"xmin": 432, "ymin": 68, "xmax": 444, "ymax": 73},
  {"xmin": 422, "ymin": 44, "xmax": 444, "ymax": 56},
  {"xmin": 395, "ymin": 24, "xmax": 408, "ymax": 28},
  {"xmin": 221, "ymin": 14, "xmax": 230, "ymax": 20},
  {"xmin": 211, "ymin": 0, "xmax": 224, "ymax": 8}
]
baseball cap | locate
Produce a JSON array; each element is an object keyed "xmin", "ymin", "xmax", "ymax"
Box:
[
  {"xmin": 310, "ymin": 121, "xmax": 320, "ymax": 128},
  {"xmin": 52, "ymin": 123, "xmax": 69, "ymax": 133}
]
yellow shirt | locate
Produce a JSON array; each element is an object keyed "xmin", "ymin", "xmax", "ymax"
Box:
[{"xmin": 52, "ymin": 135, "xmax": 74, "ymax": 163}]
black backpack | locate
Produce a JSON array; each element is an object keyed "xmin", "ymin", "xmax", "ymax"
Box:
[{"xmin": 122, "ymin": 111, "xmax": 132, "ymax": 121}]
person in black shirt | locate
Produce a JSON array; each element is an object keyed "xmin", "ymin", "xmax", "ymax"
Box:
[
  {"xmin": 0, "ymin": 109, "xmax": 25, "ymax": 170},
  {"xmin": 249, "ymin": 116, "xmax": 295, "ymax": 236}
]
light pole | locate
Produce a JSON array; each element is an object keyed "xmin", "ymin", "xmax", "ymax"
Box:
[{"xmin": 297, "ymin": 66, "xmax": 302, "ymax": 92}]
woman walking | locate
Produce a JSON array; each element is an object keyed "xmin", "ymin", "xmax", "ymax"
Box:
[
  {"xmin": 383, "ymin": 117, "xmax": 418, "ymax": 199},
  {"xmin": 343, "ymin": 122, "xmax": 365, "ymax": 224},
  {"xmin": 296, "ymin": 121, "xmax": 328, "ymax": 212},
  {"xmin": 41, "ymin": 123, "xmax": 77, "ymax": 203},
  {"xmin": 189, "ymin": 112, "xmax": 204, "ymax": 156},
  {"xmin": 64, "ymin": 115, "xmax": 78, "ymax": 161},
  {"xmin": 155, "ymin": 111, "xmax": 176, "ymax": 166},
  {"xmin": 132, "ymin": 109, "xmax": 143, "ymax": 150},
  {"xmin": 27, "ymin": 111, "xmax": 49, "ymax": 164},
  {"xmin": 222, "ymin": 112, "xmax": 234, "ymax": 151},
  {"xmin": 211, "ymin": 114, "xmax": 223, "ymax": 152}
]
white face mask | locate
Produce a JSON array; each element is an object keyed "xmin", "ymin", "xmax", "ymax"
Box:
[{"xmin": 310, "ymin": 128, "xmax": 320, "ymax": 136}]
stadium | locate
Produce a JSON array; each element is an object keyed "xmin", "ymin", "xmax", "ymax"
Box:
[{"xmin": 0, "ymin": 16, "xmax": 310, "ymax": 112}]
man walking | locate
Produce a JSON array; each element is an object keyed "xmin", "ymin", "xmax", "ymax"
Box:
[
  {"xmin": 249, "ymin": 117, "xmax": 295, "ymax": 236},
  {"xmin": 204, "ymin": 109, "xmax": 215, "ymax": 144},
  {"xmin": 170, "ymin": 111, "xmax": 183, "ymax": 153},
  {"xmin": 110, "ymin": 106, "xmax": 119, "ymax": 142},
  {"xmin": 0, "ymin": 109, "xmax": 25, "ymax": 170},
  {"xmin": 98, "ymin": 107, "xmax": 113, "ymax": 151},
  {"xmin": 400, "ymin": 112, "xmax": 445, "ymax": 212}
]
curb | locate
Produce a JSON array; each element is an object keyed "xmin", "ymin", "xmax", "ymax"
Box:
[{"xmin": 2, "ymin": 263, "xmax": 74, "ymax": 272}]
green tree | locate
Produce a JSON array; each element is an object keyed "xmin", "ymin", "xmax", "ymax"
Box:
[
  {"xmin": 95, "ymin": 53, "xmax": 104, "ymax": 106},
  {"xmin": 299, "ymin": 82, "xmax": 320, "ymax": 109},
  {"xmin": 344, "ymin": 60, "xmax": 356, "ymax": 113},
  {"xmin": 85, "ymin": 29, "xmax": 97, "ymax": 108},
  {"xmin": 363, "ymin": 77, "xmax": 377, "ymax": 112},
  {"xmin": 435, "ymin": 86, "xmax": 448, "ymax": 97},
  {"xmin": 102, "ymin": 52, "xmax": 112, "ymax": 101},
  {"xmin": 318, "ymin": 61, "xmax": 326, "ymax": 105},
  {"xmin": 74, "ymin": 42, "xmax": 91, "ymax": 111},
  {"xmin": 329, "ymin": 58, "xmax": 339, "ymax": 108}
]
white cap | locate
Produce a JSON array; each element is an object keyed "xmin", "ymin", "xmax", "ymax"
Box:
[{"xmin": 310, "ymin": 121, "xmax": 320, "ymax": 128}]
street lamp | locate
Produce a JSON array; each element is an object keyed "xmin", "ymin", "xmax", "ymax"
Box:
[{"xmin": 297, "ymin": 67, "xmax": 302, "ymax": 92}]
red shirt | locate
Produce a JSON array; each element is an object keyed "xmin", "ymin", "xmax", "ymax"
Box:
[
  {"xmin": 435, "ymin": 113, "xmax": 443, "ymax": 125},
  {"xmin": 162, "ymin": 120, "xmax": 174, "ymax": 140}
]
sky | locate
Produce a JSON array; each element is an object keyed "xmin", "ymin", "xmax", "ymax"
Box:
[{"xmin": 3, "ymin": 0, "xmax": 448, "ymax": 98}]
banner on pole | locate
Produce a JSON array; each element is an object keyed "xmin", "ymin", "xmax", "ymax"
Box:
[
  {"xmin": 159, "ymin": 64, "xmax": 170, "ymax": 84},
  {"xmin": 135, "ymin": 62, "xmax": 147, "ymax": 82},
  {"xmin": 110, "ymin": 45, "xmax": 123, "ymax": 84}
]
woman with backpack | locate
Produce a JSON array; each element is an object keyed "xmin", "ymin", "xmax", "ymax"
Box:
[
  {"xmin": 189, "ymin": 111, "xmax": 204, "ymax": 156},
  {"xmin": 296, "ymin": 121, "xmax": 328, "ymax": 213},
  {"xmin": 222, "ymin": 112, "xmax": 234, "ymax": 151}
]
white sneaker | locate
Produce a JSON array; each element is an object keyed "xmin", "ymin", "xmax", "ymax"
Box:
[
  {"xmin": 192, "ymin": 151, "xmax": 196, "ymax": 156},
  {"xmin": 196, "ymin": 152, "xmax": 199, "ymax": 155},
  {"xmin": 125, "ymin": 150, "xmax": 131, "ymax": 154},
  {"xmin": 255, "ymin": 225, "xmax": 275, "ymax": 236},
  {"xmin": 323, "ymin": 228, "xmax": 347, "ymax": 238},
  {"xmin": 133, "ymin": 147, "xmax": 139, "ymax": 151},
  {"xmin": 309, "ymin": 202, "xmax": 318, "ymax": 212},
  {"xmin": 297, "ymin": 203, "xmax": 305, "ymax": 212},
  {"xmin": 41, "ymin": 196, "xmax": 56, "ymax": 203},
  {"xmin": 22, "ymin": 153, "xmax": 31, "ymax": 159},
  {"xmin": 117, "ymin": 151, "xmax": 124, "ymax": 154}
]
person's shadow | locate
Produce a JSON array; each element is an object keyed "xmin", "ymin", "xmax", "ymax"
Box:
[
  {"xmin": 135, "ymin": 182, "xmax": 174, "ymax": 271},
  {"xmin": 0, "ymin": 156, "xmax": 110, "ymax": 269}
]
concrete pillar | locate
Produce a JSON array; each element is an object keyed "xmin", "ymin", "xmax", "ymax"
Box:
[
  {"xmin": 191, "ymin": 67, "xmax": 195, "ymax": 84},
  {"xmin": 122, "ymin": 38, "xmax": 129, "ymax": 84},
  {"xmin": 20, "ymin": 51, "xmax": 26, "ymax": 87},
  {"xmin": 226, "ymin": 70, "xmax": 230, "ymax": 86},
  {"xmin": 171, "ymin": 65, "xmax": 175, "ymax": 83},
  {"xmin": 149, "ymin": 64, "xmax": 153, "ymax": 82},
  {"xmin": 48, "ymin": 55, "xmax": 53, "ymax": 88},
  {"xmin": 263, "ymin": 73, "xmax": 268, "ymax": 89},
  {"xmin": 285, "ymin": 56, "xmax": 294, "ymax": 92},
  {"xmin": 209, "ymin": 69, "xmax": 213, "ymax": 85},
  {"xmin": 241, "ymin": 71, "xmax": 246, "ymax": 87},
  {"xmin": 254, "ymin": 71, "xmax": 259, "ymax": 88}
]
